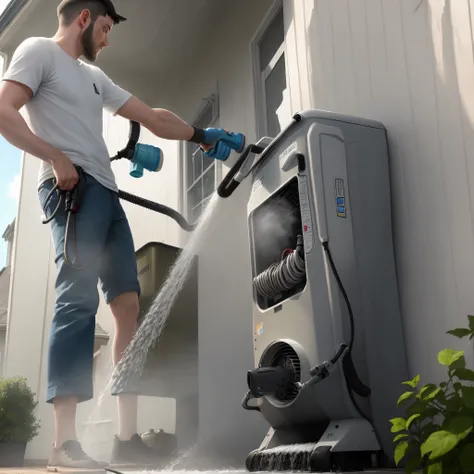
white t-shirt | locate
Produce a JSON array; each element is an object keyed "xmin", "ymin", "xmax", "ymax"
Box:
[{"xmin": 2, "ymin": 36, "xmax": 132, "ymax": 192}]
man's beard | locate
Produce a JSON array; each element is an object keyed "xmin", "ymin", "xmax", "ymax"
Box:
[{"xmin": 81, "ymin": 23, "xmax": 97, "ymax": 62}]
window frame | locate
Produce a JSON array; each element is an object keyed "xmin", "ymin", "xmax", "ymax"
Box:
[
  {"xmin": 181, "ymin": 94, "xmax": 221, "ymax": 223},
  {"xmin": 251, "ymin": 0, "xmax": 288, "ymax": 139}
]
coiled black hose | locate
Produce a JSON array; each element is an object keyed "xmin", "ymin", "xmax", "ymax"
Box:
[{"xmin": 253, "ymin": 235, "xmax": 306, "ymax": 298}]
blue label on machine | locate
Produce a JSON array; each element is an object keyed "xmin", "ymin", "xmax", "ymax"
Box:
[{"xmin": 335, "ymin": 178, "xmax": 346, "ymax": 218}]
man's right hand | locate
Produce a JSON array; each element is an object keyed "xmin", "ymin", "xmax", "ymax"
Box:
[{"xmin": 51, "ymin": 153, "xmax": 79, "ymax": 191}]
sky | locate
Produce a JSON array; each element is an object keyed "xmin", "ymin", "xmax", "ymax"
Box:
[{"xmin": 0, "ymin": 0, "xmax": 23, "ymax": 268}]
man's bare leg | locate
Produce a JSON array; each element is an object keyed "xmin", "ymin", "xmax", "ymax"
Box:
[
  {"xmin": 109, "ymin": 291, "xmax": 163, "ymax": 465},
  {"xmin": 53, "ymin": 396, "xmax": 78, "ymax": 446},
  {"xmin": 110, "ymin": 291, "xmax": 139, "ymax": 440}
]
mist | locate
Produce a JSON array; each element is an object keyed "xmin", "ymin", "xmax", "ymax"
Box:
[{"xmin": 252, "ymin": 196, "xmax": 300, "ymax": 264}]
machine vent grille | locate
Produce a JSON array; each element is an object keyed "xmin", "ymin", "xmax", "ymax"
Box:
[
  {"xmin": 266, "ymin": 342, "xmax": 301, "ymax": 403},
  {"xmin": 282, "ymin": 182, "xmax": 300, "ymax": 209}
]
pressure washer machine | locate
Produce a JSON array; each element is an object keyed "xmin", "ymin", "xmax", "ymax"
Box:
[{"xmin": 218, "ymin": 110, "xmax": 409, "ymax": 472}]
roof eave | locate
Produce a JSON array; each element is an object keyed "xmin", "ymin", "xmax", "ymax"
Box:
[{"xmin": 0, "ymin": 0, "xmax": 28, "ymax": 35}]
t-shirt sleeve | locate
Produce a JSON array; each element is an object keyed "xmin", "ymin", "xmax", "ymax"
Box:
[
  {"xmin": 2, "ymin": 38, "xmax": 53, "ymax": 96},
  {"xmin": 96, "ymin": 69, "xmax": 132, "ymax": 115}
]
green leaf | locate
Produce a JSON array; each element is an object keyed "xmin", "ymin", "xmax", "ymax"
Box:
[
  {"xmin": 461, "ymin": 386, "xmax": 474, "ymax": 409},
  {"xmin": 460, "ymin": 443, "xmax": 474, "ymax": 473},
  {"xmin": 447, "ymin": 328, "xmax": 472, "ymax": 338},
  {"xmin": 407, "ymin": 413, "xmax": 421, "ymax": 429},
  {"xmin": 423, "ymin": 423, "xmax": 441, "ymax": 438},
  {"xmin": 438, "ymin": 349, "xmax": 465, "ymax": 366},
  {"xmin": 390, "ymin": 417, "xmax": 407, "ymax": 433},
  {"xmin": 393, "ymin": 433, "xmax": 409, "ymax": 442},
  {"xmin": 394, "ymin": 441, "xmax": 409, "ymax": 465},
  {"xmin": 398, "ymin": 391, "xmax": 415, "ymax": 406},
  {"xmin": 405, "ymin": 450, "xmax": 422, "ymax": 473},
  {"xmin": 423, "ymin": 387, "xmax": 442, "ymax": 401},
  {"xmin": 455, "ymin": 368, "xmax": 474, "ymax": 382},
  {"xmin": 407, "ymin": 400, "xmax": 429, "ymax": 415},
  {"xmin": 420, "ymin": 384, "xmax": 438, "ymax": 396},
  {"xmin": 403, "ymin": 375, "xmax": 421, "ymax": 388},
  {"xmin": 421, "ymin": 431, "xmax": 460, "ymax": 460},
  {"xmin": 468, "ymin": 315, "xmax": 474, "ymax": 331},
  {"xmin": 446, "ymin": 396, "xmax": 463, "ymax": 412},
  {"xmin": 451, "ymin": 356, "xmax": 467, "ymax": 371},
  {"xmin": 427, "ymin": 462, "xmax": 442, "ymax": 474},
  {"xmin": 446, "ymin": 416, "xmax": 473, "ymax": 440}
]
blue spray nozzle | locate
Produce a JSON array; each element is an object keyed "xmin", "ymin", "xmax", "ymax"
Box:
[
  {"xmin": 130, "ymin": 144, "xmax": 163, "ymax": 178},
  {"xmin": 222, "ymin": 132, "xmax": 245, "ymax": 153},
  {"xmin": 203, "ymin": 132, "xmax": 246, "ymax": 162}
]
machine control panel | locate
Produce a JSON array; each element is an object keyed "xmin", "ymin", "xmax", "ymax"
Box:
[{"xmin": 334, "ymin": 178, "xmax": 346, "ymax": 218}]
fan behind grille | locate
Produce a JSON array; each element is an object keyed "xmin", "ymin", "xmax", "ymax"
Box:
[{"xmin": 263, "ymin": 342, "xmax": 301, "ymax": 403}]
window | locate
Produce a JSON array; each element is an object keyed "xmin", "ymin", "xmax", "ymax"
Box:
[
  {"xmin": 255, "ymin": 6, "xmax": 287, "ymax": 138},
  {"xmin": 184, "ymin": 96, "xmax": 219, "ymax": 223}
]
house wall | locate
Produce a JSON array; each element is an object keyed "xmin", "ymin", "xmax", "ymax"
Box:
[
  {"xmin": 3, "ymin": 0, "xmax": 277, "ymax": 464},
  {"xmin": 0, "ymin": 331, "xmax": 5, "ymax": 377},
  {"xmin": 166, "ymin": 0, "xmax": 279, "ymax": 461},
  {"xmin": 299, "ymin": 0, "xmax": 474, "ymax": 383}
]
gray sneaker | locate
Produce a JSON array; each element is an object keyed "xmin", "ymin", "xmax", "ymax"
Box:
[{"xmin": 47, "ymin": 440, "xmax": 108, "ymax": 470}]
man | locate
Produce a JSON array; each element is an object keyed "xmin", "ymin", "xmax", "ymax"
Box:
[{"xmin": 0, "ymin": 0, "xmax": 237, "ymax": 469}]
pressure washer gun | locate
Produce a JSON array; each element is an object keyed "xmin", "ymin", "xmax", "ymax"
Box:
[
  {"xmin": 198, "ymin": 129, "xmax": 246, "ymax": 161},
  {"xmin": 107, "ymin": 120, "xmax": 247, "ymax": 233},
  {"xmin": 111, "ymin": 121, "xmax": 246, "ymax": 178}
]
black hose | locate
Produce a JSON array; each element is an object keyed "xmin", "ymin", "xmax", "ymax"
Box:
[
  {"xmin": 118, "ymin": 189, "xmax": 195, "ymax": 232},
  {"xmin": 241, "ymin": 390, "xmax": 261, "ymax": 412},
  {"xmin": 322, "ymin": 240, "xmax": 370, "ymax": 398},
  {"xmin": 41, "ymin": 185, "xmax": 63, "ymax": 224},
  {"xmin": 41, "ymin": 183, "xmax": 195, "ymax": 271},
  {"xmin": 110, "ymin": 120, "xmax": 140, "ymax": 161},
  {"xmin": 105, "ymin": 468, "xmax": 125, "ymax": 474}
]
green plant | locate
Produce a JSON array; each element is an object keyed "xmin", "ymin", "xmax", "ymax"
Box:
[
  {"xmin": 390, "ymin": 315, "xmax": 474, "ymax": 473},
  {"xmin": 0, "ymin": 376, "xmax": 41, "ymax": 443}
]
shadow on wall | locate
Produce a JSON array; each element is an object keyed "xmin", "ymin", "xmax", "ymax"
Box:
[{"xmin": 306, "ymin": 0, "xmax": 474, "ymax": 379}]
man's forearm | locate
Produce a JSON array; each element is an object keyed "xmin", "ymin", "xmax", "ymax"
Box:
[
  {"xmin": 0, "ymin": 105, "xmax": 63, "ymax": 164},
  {"xmin": 117, "ymin": 97, "xmax": 205, "ymax": 143},
  {"xmin": 146, "ymin": 108, "xmax": 200, "ymax": 142}
]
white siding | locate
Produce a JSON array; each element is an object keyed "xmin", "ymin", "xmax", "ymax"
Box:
[
  {"xmin": 167, "ymin": 0, "xmax": 277, "ymax": 458},
  {"xmin": 297, "ymin": 0, "xmax": 474, "ymax": 383},
  {"xmin": 4, "ymin": 0, "xmax": 275, "ymax": 463},
  {"xmin": 0, "ymin": 332, "xmax": 5, "ymax": 377}
]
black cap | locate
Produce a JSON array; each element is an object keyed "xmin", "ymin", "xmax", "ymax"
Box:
[{"xmin": 57, "ymin": 0, "xmax": 127, "ymax": 24}]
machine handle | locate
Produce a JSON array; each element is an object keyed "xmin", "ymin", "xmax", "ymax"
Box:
[
  {"xmin": 217, "ymin": 144, "xmax": 264, "ymax": 198},
  {"xmin": 217, "ymin": 145, "xmax": 253, "ymax": 198}
]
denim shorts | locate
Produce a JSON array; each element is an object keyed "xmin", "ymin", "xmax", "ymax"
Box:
[{"xmin": 38, "ymin": 171, "xmax": 141, "ymax": 403}]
